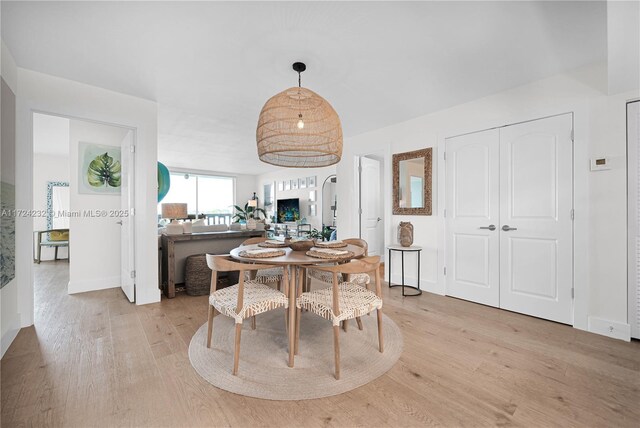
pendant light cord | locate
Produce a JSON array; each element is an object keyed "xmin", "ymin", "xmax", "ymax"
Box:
[{"xmin": 298, "ymin": 71, "xmax": 301, "ymax": 88}]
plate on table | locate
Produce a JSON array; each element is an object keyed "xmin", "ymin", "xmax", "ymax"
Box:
[
  {"xmin": 239, "ymin": 248, "xmax": 286, "ymax": 258},
  {"xmin": 258, "ymin": 240, "xmax": 289, "ymax": 248},
  {"xmin": 314, "ymin": 240, "xmax": 348, "ymax": 249},
  {"xmin": 307, "ymin": 248, "xmax": 354, "ymax": 260}
]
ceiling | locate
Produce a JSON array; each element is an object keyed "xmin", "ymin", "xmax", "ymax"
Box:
[{"xmin": 3, "ymin": 1, "xmax": 607, "ymax": 174}]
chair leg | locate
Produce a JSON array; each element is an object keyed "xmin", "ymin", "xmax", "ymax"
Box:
[
  {"xmin": 295, "ymin": 307, "xmax": 301, "ymax": 355},
  {"xmin": 333, "ymin": 325, "xmax": 341, "ymax": 380},
  {"xmin": 251, "ymin": 315, "xmax": 256, "ymax": 330},
  {"xmin": 342, "ymin": 319, "xmax": 348, "ymax": 332},
  {"xmin": 377, "ymin": 309, "xmax": 384, "ymax": 353},
  {"xmin": 206, "ymin": 305, "xmax": 215, "ymax": 348},
  {"xmin": 284, "ymin": 308, "xmax": 289, "ymax": 334},
  {"xmin": 233, "ymin": 323, "xmax": 242, "ymax": 375},
  {"xmin": 55, "ymin": 246, "xmax": 59, "ymax": 260},
  {"xmin": 356, "ymin": 317, "xmax": 363, "ymax": 331}
]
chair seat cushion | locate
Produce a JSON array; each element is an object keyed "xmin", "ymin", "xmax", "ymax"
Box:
[
  {"xmin": 296, "ymin": 282, "xmax": 383, "ymax": 326},
  {"xmin": 244, "ymin": 267, "xmax": 284, "ymax": 283},
  {"xmin": 210, "ymin": 281, "xmax": 288, "ymax": 324}
]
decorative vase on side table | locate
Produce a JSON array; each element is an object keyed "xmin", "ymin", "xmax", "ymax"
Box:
[{"xmin": 398, "ymin": 221, "xmax": 414, "ymax": 247}]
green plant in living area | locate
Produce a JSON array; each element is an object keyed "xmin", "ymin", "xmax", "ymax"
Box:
[
  {"xmin": 322, "ymin": 226, "xmax": 333, "ymax": 241},
  {"xmin": 308, "ymin": 228, "xmax": 322, "ymax": 240},
  {"xmin": 232, "ymin": 203, "xmax": 267, "ymax": 223}
]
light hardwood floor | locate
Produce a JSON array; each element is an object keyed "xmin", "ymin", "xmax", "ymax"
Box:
[{"xmin": 2, "ymin": 262, "xmax": 639, "ymax": 427}]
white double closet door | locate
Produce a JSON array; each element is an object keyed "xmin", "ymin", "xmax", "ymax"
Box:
[{"xmin": 445, "ymin": 114, "xmax": 573, "ymax": 324}]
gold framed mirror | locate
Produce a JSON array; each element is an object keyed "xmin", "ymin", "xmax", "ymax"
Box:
[{"xmin": 392, "ymin": 148, "xmax": 432, "ymax": 215}]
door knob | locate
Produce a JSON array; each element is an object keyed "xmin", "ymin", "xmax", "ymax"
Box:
[
  {"xmin": 116, "ymin": 220, "xmax": 123, "ymax": 226},
  {"xmin": 479, "ymin": 225, "xmax": 496, "ymax": 231},
  {"xmin": 502, "ymin": 225, "xmax": 517, "ymax": 231},
  {"xmin": 376, "ymin": 217, "xmax": 382, "ymax": 223}
]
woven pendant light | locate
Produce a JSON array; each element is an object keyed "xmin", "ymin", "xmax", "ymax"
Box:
[{"xmin": 256, "ymin": 62, "xmax": 343, "ymax": 168}]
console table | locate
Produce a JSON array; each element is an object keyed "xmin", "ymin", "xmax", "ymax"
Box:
[
  {"xmin": 161, "ymin": 230, "xmax": 265, "ymax": 298},
  {"xmin": 387, "ymin": 245, "xmax": 422, "ymax": 296},
  {"xmin": 33, "ymin": 229, "xmax": 69, "ymax": 263}
]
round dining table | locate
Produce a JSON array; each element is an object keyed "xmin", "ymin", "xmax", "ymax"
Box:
[{"xmin": 229, "ymin": 244, "xmax": 366, "ymax": 368}]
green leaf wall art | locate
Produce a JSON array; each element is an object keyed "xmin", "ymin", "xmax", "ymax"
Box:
[
  {"xmin": 88, "ymin": 152, "xmax": 121, "ymax": 188},
  {"xmin": 79, "ymin": 142, "xmax": 122, "ymax": 195}
]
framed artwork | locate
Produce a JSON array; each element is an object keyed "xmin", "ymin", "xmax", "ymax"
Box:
[
  {"xmin": 78, "ymin": 142, "xmax": 122, "ymax": 195},
  {"xmin": 278, "ymin": 181, "xmax": 284, "ymax": 191},
  {"xmin": 308, "ymin": 176, "xmax": 317, "ymax": 187},
  {"xmin": 292, "ymin": 179, "xmax": 299, "ymax": 190},
  {"xmin": 309, "ymin": 190, "xmax": 316, "ymax": 202},
  {"xmin": 300, "ymin": 177, "xmax": 307, "ymax": 189},
  {"xmin": 284, "ymin": 180, "xmax": 290, "ymax": 191},
  {"xmin": 309, "ymin": 204, "xmax": 317, "ymax": 217}
]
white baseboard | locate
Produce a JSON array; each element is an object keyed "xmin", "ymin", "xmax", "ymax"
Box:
[
  {"xmin": 68, "ymin": 275, "xmax": 120, "ymax": 295},
  {"xmin": 389, "ymin": 274, "xmax": 441, "ymax": 295},
  {"xmin": 588, "ymin": 316, "xmax": 631, "ymax": 341},
  {"xmin": 1, "ymin": 321, "xmax": 21, "ymax": 358}
]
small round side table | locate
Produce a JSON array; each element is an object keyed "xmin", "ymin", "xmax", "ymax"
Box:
[{"xmin": 387, "ymin": 245, "xmax": 422, "ymax": 297}]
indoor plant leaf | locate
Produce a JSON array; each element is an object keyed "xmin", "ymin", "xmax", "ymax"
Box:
[{"xmin": 87, "ymin": 152, "xmax": 121, "ymax": 188}]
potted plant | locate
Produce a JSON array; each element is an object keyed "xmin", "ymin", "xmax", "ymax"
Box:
[
  {"xmin": 322, "ymin": 226, "xmax": 333, "ymax": 241},
  {"xmin": 308, "ymin": 228, "xmax": 322, "ymax": 240},
  {"xmin": 233, "ymin": 203, "xmax": 267, "ymax": 230}
]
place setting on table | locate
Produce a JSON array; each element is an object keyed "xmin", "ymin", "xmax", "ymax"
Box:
[{"xmin": 187, "ymin": 237, "xmax": 404, "ymax": 401}]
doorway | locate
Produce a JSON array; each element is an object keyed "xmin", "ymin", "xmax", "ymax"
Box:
[
  {"xmin": 32, "ymin": 113, "xmax": 136, "ymax": 303},
  {"xmin": 357, "ymin": 154, "xmax": 385, "ymax": 258},
  {"xmin": 321, "ymin": 175, "xmax": 337, "ymax": 240},
  {"xmin": 444, "ymin": 113, "xmax": 574, "ymax": 324}
]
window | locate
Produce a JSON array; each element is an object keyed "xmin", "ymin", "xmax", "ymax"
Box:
[{"xmin": 158, "ymin": 173, "xmax": 234, "ymax": 218}]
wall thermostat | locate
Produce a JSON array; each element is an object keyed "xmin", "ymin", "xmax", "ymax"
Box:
[{"xmin": 590, "ymin": 157, "xmax": 611, "ymax": 171}]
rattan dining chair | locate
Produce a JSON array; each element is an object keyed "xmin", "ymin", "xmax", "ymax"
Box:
[
  {"xmin": 296, "ymin": 256, "xmax": 384, "ymax": 380},
  {"xmin": 306, "ymin": 238, "xmax": 371, "ymax": 291},
  {"xmin": 205, "ymin": 254, "xmax": 289, "ymax": 375},
  {"xmin": 241, "ymin": 237, "xmax": 285, "ymax": 290}
]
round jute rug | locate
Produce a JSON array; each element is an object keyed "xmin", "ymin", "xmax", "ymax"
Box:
[{"xmin": 189, "ymin": 308, "xmax": 403, "ymax": 400}]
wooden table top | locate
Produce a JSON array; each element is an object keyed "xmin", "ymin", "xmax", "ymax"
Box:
[{"xmin": 229, "ymin": 244, "xmax": 365, "ymax": 265}]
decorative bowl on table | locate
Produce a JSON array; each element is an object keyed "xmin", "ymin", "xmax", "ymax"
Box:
[{"xmin": 288, "ymin": 239, "xmax": 315, "ymax": 252}]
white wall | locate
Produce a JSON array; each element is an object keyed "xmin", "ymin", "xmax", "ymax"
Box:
[
  {"xmin": 256, "ymin": 166, "xmax": 336, "ymax": 231},
  {"xmin": 338, "ymin": 62, "xmax": 639, "ymax": 339},
  {"xmin": 15, "ymin": 68, "xmax": 159, "ymax": 334},
  {"xmin": 234, "ymin": 173, "xmax": 258, "ymax": 210},
  {"xmin": 68, "ymin": 120, "xmax": 129, "ymax": 294},
  {"xmin": 33, "ymin": 152, "xmax": 70, "ymax": 261},
  {"xmin": 607, "ymin": 0, "xmax": 640, "ymax": 94},
  {"xmin": 1, "ymin": 40, "xmax": 19, "ymax": 357}
]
